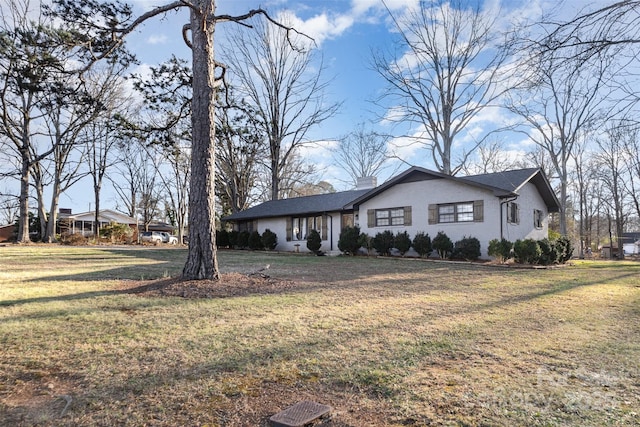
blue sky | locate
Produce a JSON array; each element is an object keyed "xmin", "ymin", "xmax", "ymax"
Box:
[{"xmin": 57, "ymin": 0, "xmax": 605, "ymax": 212}]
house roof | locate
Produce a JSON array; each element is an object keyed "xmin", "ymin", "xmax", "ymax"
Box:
[
  {"xmin": 60, "ymin": 209, "xmax": 136, "ymax": 224},
  {"xmin": 223, "ymin": 166, "xmax": 561, "ymax": 222},
  {"xmin": 350, "ymin": 167, "xmax": 560, "ymax": 212},
  {"xmin": 223, "ymin": 189, "xmax": 370, "ymax": 221}
]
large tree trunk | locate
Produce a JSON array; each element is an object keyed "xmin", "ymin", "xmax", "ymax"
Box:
[
  {"xmin": 17, "ymin": 153, "xmax": 31, "ymax": 243},
  {"xmin": 182, "ymin": 0, "xmax": 219, "ymax": 280}
]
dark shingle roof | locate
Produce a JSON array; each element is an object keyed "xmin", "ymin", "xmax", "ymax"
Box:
[
  {"xmin": 223, "ymin": 189, "xmax": 370, "ymax": 221},
  {"xmin": 224, "ymin": 166, "xmax": 561, "ymax": 222}
]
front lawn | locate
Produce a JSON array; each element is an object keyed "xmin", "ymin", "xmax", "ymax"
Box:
[{"xmin": 1, "ymin": 246, "xmax": 638, "ymax": 426}]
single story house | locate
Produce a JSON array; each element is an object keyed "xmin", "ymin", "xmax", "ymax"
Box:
[
  {"xmin": 222, "ymin": 166, "xmax": 560, "ymax": 258},
  {"xmin": 58, "ymin": 209, "xmax": 138, "ymax": 237}
]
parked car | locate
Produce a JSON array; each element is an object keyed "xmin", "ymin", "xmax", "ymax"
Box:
[
  {"xmin": 141, "ymin": 231, "xmax": 179, "ymax": 245},
  {"xmin": 141, "ymin": 231, "xmax": 164, "ymax": 244},
  {"xmin": 159, "ymin": 232, "xmax": 178, "ymax": 245}
]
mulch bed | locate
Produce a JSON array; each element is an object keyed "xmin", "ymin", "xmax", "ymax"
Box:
[{"xmin": 118, "ymin": 272, "xmax": 299, "ymax": 299}]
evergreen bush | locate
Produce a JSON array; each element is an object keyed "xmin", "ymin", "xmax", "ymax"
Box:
[
  {"xmin": 513, "ymin": 239, "xmax": 541, "ymax": 264},
  {"xmin": 487, "ymin": 238, "xmax": 513, "ymax": 262},
  {"xmin": 452, "ymin": 236, "xmax": 481, "ymax": 261},
  {"xmin": 306, "ymin": 229, "xmax": 322, "ymax": 254},
  {"xmin": 432, "ymin": 231, "xmax": 453, "ymax": 259},
  {"xmin": 228, "ymin": 230, "xmax": 239, "ymax": 248},
  {"xmin": 412, "ymin": 232, "xmax": 432, "ymax": 258},
  {"xmin": 261, "ymin": 229, "xmax": 278, "ymax": 250},
  {"xmin": 338, "ymin": 225, "xmax": 361, "ymax": 255},
  {"xmin": 358, "ymin": 233, "xmax": 374, "ymax": 256},
  {"xmin": 248, "ymin": 230, "xmax": 264, "ymax": 250},
  {"xmin": 555, "ymin": 236, "xmax": 574, "ymax": 263},
  {"xmin": 394, "ymin": 231, "xmax": 412, "ymax": 256},
  {"xmin": 537, "ymin": 238, "xmax": 559, "ymax": 265},
  {"xmin": 217, "ymin": 229, "xmax": 230, "ymax": 248},
  {"xmin": 237, "ymin": 230, "xmax": 250, "ymax": 249},
  {"xmin": 372, "ymin": 230, "xmax": 394, "ymax": 256}
]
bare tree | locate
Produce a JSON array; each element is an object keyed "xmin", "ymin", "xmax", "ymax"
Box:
[
  {"xmin": 506, "ymin": 39, "xmax": 623, "ymax": 235},
  {"xmin": 571, "ymin": 140, "xmax": 601, "ymax": 258},
  {"xmin": 0, "ymin": 1, "xmax": 70, "ymax": 242},
  {"xmin": 372, "ymin": 0, "xmax": 511, "ymax": 175},
  {"xmin": 49, "ymin": 0, "xmax": 310, "ymax": 280},
  {"xmin": 537, "ymin": 1, "xmax": 640, "ymax": 63},
  {"xmin": 334, "ymin": 123, "xmax": 390, "ymax": 187},
  {"xmin": 622, "ymin": 123, "xmax": 640, "ymax": 221},
  {"xmin": 461, "ymin": 138, "xmax": 519, "ymax": 175},
  {"xmin": 110, "ymin": 139, "xmax": 145, "ymax": 219},
  {"xmin": 595, "ymin": 122, "xmax": 633, "ymax": 260},
  {"xmin": 221, "ymin": 18, "xmax": 340, "ymax": 201}
]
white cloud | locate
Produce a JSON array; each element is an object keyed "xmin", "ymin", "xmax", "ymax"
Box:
[{"xmin": 147, "ymin": 34, "xmax": 168, "ymax": 45}]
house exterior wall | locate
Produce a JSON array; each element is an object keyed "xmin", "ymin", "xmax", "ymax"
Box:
[
  {"xmin": 254, "ymin": 211, "xmax": 344, "ymax": 253},
  {"xmin": 501, "ymin": 182, "xmax": 549, "ymax": 243},
  {"xmin": 355, "ymin": 179, "xmax": 549, "ymax": 258}
]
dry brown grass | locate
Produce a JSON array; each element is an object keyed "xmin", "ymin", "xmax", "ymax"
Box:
[{"xmin": 0, "ymin": 246, "xmax": 638, "ymax": 426}]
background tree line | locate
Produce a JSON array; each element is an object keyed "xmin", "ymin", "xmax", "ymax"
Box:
[{"xmin": 1, "ymin": 0, "xmax": 639, "ymax": 273}]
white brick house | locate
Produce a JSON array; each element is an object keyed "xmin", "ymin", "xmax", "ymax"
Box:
[{"xmin": 222, "ymin": 166, "xmax": 560, "ymax": 258}]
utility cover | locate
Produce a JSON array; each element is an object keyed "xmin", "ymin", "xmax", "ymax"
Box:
[{"xmin": 269, "ymin": 400, "xmax": 331, "ymax": 427}]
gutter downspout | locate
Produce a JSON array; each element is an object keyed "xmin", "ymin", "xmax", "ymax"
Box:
[{"xmin": 499, "ymin": 196, "xmax": 518, "ymax": 240}]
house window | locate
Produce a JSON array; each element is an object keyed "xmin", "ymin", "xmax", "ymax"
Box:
[
  {"xmin": 368, "ymin": 207, "xmax": 412, "ymax": 227},
  {"xmin": 534, "ymin": 209, "xmax": 544, "ymax": 229},
  {"xmin": 507, "ymin": 202, "xmax": 520, "ymax": 224},
  {"xmin": 291, "ymin": 216, "xmax": 323, "ymax": 241},
  {"xmin": 429, "ymin": 201, "xmax": 483, "ymax": 224},
  {"xmin": 438, "ymin": 202, "xmax": 474, "ymax": 223}
]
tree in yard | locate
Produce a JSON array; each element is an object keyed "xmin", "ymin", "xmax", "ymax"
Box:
[
  {"xmin": 221, "ymin": 17, "xmax": 340, "ymax": 201},
  {"xmin": 372, "ymin": 0, "xmax": 511, "ymax": 176},
  {"xmin": 216, "ymin": 95, "xmax": 267, "ymax": 215},
  {"xmin": 506, "ymin": 40, "xmax": 623, "ymax": 236},
  {"xmin": 334, "ymin": 123, "xmax": 391, "ymax": 187},
  {"xmin": 48, "ymin": 0, "xmax": 308, "ymax": 280},
  {"xmin": 0, "ymin": 1, "xmax": 81, "ymax": 243},
  {"xmin": 595, "ymin": 122, "xmax": 635, "ymax": 260}
]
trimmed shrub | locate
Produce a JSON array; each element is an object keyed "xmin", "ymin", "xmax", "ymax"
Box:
[
  {"xmin": 228, "ymin": 230, "xmax": 239, "ymax": 248},
  {"xmin": 487, "ymin": 238, "xmax": 513, "ymax": 262},
  {"xmin": 217, "ymin": 229, "xmax": 230, "ymax": 248},
  {"xmin": 359, "ymin": 233, "xmax": 374, "ymax": 256},
  {"xmin": 60, "ymin": 232, "xmax": 89, "ymax": 246},
  {"xmin": 394, "ymin": 231, "xmax": 412, "ymax": 256},
  {"xmin": 306, "ymin": 229, "xmax": 322, "ymax": 254},
  {"xmin": 248, "ymin": 231, "xmax": 264, "ymax": 250},
  {"xmin": 537, "ymin": 238, "xmax": 559, "ymax": 265},
  {"xmin": 372, "ymin": 230, "xmax": 394, "ymax": 256},
  {"xmin": 237, "ymin": 230, "xmax": 250, "ymax": 249},
  {"xmin": 452, "ymin": 236, "xmax": 481, "ymax": 261},
  {"xmin": 338, "ymin": 225, "xmax": 361, "ymax": 255},
  {"xmin": 261, "ymin": 229, "xmax": 278, "ymax": 250},
  {"xmin": 513, "ymin": 239, "xmax": 541, "ymax": 264},
  {"xmin": 555, "ymin": 236, "xmax": 574, "ymax": 263},
  {"xmin": 412, "ymin": 232, "xmax": 432, "ymax": 258},
  {"xmin": 432, "ymin": 231, "xmax": 453, "ymax": 259}
]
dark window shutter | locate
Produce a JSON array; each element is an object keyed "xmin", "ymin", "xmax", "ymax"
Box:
[
  {"xmin": 367, "ymin": 209, "xmax": 374, "ymax": 227},
  {"xmin": 473, "ymin": 200, "xmax": 484, "ymax": 222},
  {"xmin": 428, "ymin": 204, "xmax": 437, "ymax": 224},
  {"xmin": 404, "ymin": 206, "xmax": 412, "ymax": 226},
  {"xmin": 286, "ymin": 217, "xmax": 292, "ymax": 241}
]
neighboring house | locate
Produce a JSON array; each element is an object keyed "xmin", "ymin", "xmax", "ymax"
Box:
[
  {"xmin": 0, "ymin": 224, "xmax": 14, "ymax": 243},
  {"xmin": 223, "ymin": 166, "xmax": 560, "ymax": 258},
  {"xmin": 58, "ymin": 209, "xmax": 138, "ymax": 237}
]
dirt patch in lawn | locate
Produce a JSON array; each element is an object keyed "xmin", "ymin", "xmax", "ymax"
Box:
[{"xmin": 118, "ymin": 272, "xmax": 299, "ymax": 299}]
